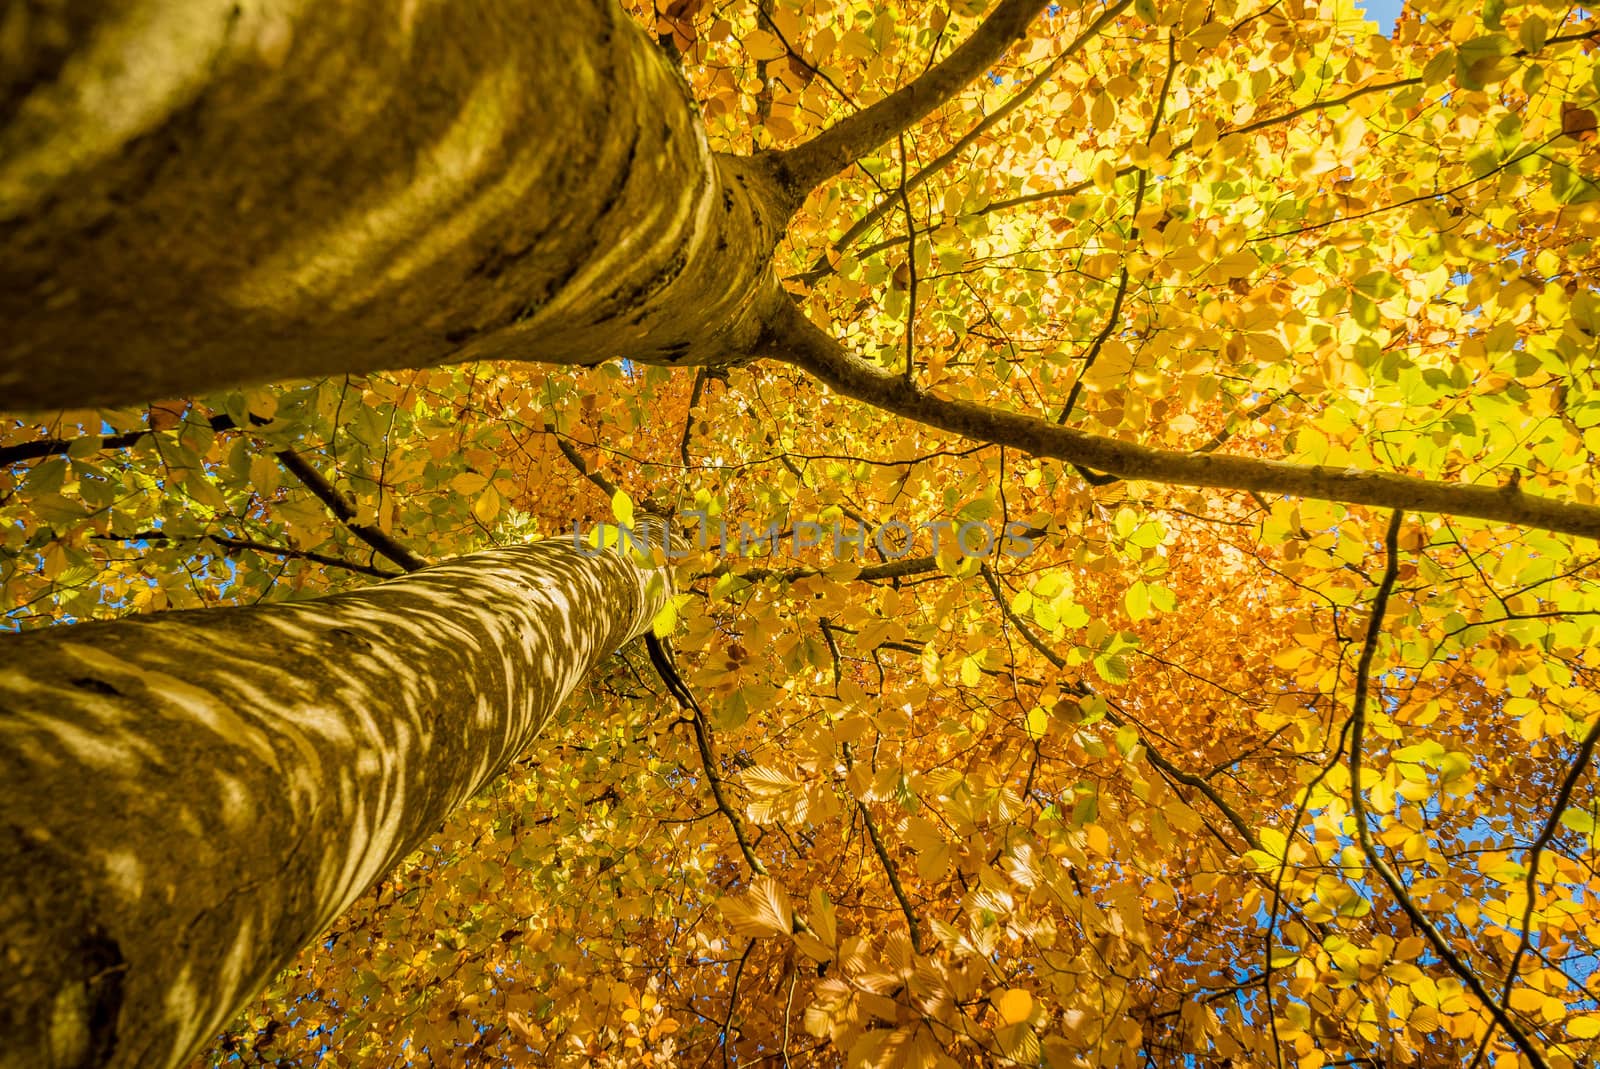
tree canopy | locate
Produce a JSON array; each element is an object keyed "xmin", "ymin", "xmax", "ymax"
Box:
[{"xmin": 3, "ymin": 0, "xmax": 1600, "ymax": 1066}]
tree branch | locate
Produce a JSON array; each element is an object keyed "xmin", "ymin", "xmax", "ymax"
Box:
[
  {"xmin": 1347, "ymin": 512, "xmax": 1550, "ymax": 1069},
  {"xmin": 99, "ymin": 532, "xmax": 402, "ymax": 580},
  {"xmin": 1470, "ymin": 709, "xmax": 1600, "ymax": 1068},
  {"xmin": 272, "ymin": 448, "xmax": 428, "ymax": 572},
  {"xmin": 4, "ymin": 411, "xmax": 430, "ymax": 574},
  {"xmin": 856, "ymin": 798, "xmax": 923, "ymax": 952},
  {"xmin": 775, "ymin": 0, "xmax": 1056, "ymax": 192},
  {"xmin": 0, "ymin": 413, "xmax": 238, "ymax": 468},
  {"xmin": 978, "ymin": 564, "xmax": 1262, "ymax": 851},
  {"xmin": 1058, "ymin": 31, "xmax": 1173, "ymax": 425},
  {"xmin": 709, "ymin": 554, "xmax": 939, "ymax": 585},
  {"xmin": 794, "ymin": 0, "xmax": 1131, "ymax": 283},
  {"xmin": 680, "ymin": 370, "xmax": 709, "ymax": 467},
  {"xmin": 544, "ymin": 423, "xmax": 620, "ymax": 499},
  {"xmin": 688, "ymin": 708, "xmax": 769, "ymax": 877},
  {"xmin": 761, "ymin": 298, "xmax": 1600, "ymax": 540}
]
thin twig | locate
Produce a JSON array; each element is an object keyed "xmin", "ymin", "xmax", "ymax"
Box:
[
  {"xmin": 978, "ymin": 564, "xmax": 1262, "ymax": 850},
  {"xmin": 776, "ymin": 0, "xmax": 1054, "ymax": 191},
  {"xmin": 721, "ymin": 939, "xmax": 757, "ymax": 1069},
  {"xmin": 793, "ymin": 0, "xmax": 1134, "ymax": 282}
]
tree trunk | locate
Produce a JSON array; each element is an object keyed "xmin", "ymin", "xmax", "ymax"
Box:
[
  {"xmin": 0, "ymin": 0, "xmax": 796, "ymax": 408},
  {"xmin": 0, "ymin": 535, "xmax": 669, "ymax": 1069}
]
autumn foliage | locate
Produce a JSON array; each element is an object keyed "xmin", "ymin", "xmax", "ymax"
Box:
[{"xmin": 4, "ymin": 0, "xmax": 1600, "ymax": 1066}]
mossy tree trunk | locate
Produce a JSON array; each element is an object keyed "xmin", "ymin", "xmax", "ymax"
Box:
[{"xmin": 0, "ymin": 538, "xmax": 670, "ymax": 1069}]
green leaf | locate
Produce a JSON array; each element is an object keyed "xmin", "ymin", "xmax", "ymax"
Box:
[
  {"xmin": 1093, "ymin": 653, "xmax": 1131, "ymax": 685},
  {"xmin": 23, "ymin": 458, "xmax": 68, "ymax": 495},
  {"xmin": 1520, "ymin": 14, "xmax": 1547, "ymax": 52},
  {"xmin": 1125, "ymin": 582, "xmax": 1150, "ymax": 621},
  {"xmin": 1070, "ymin": 785, "xmax": 1099, "ymax": 826},
  {"xmin": 1149, "ymin": 584, "xmax": 1176, "ymax": 614},
  {"xmin": 1560, "ymin": 806, "xmax": 1596, "ymax": 836}
]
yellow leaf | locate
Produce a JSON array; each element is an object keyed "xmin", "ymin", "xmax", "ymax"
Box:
[
  {"xmin": 506, "ymin": 1012, "xmax": 543, "ymax": 1045},
  {"xmin": 1508, "ymin": 987, "xmax": 1544, "ymax": 1014},
  {"xmin": 1125, "ymin": 581, "xmax": 1150, "ymax": 621},
  {"xmin": 1093, "ymin": 158, "xmax": 1118, "ymax": 192},
  {"xmin": 451, "ymin": 471, "xmax": 488, "ymax": 495},
  {"xmin": 473, "ymin": 485, "xmax": 500, "ymax": 525},
  {"xmin": 1025, "ymin": 705, "xmax": 1048, "ymax": 740},
  {"xmin": 611, "ymin": 488, "xmax": 634, "ymax": 528},
  {"xmin": 1091, "ymin": 93, "xmax": 1115, "ymax": 131},
  {"xmin": 242, "ymin": 388, "xmax": 278, "ymax": 421},
  {"xmin": 718, "ymin": 876, "xmax": 793, "ymax": 938},
  {"xmin": 1408, "ymin": 1004, "xmax": 1440, "ymax": 1033},
  {"xmin": 995, "ymin": 988, "xmax": 1034, "ymax": 1026},
  {"xmin": 809, "ymin": 887, "xmax": 837, "ymax": 948},
  {"xmin": 743, "ymin": 29, "xmax": 786, "ymax": 61}
]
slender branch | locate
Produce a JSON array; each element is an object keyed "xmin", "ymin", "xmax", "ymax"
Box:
[
  {"xmin": 769, "ymin": 445, "xmax": 891, "ymax": 561},
  {"xmin": 647, "ymin": 620, "xmax": 770, "ymax": 881},
  {"xmin": 722, "ymin": 939, "xmax": 757, "ymax": 1069},
  {"xmin": 1198, "ymin": 396, "xmax": 1279, "ymax": 453},
  {"xmin": 856, "ymin": 799, "xmax": 923, "ymax": 952},
  {"xmin": 4, "ymin": 410, "xmax": 429, "ymax": 573},
  {"xmin": 544, "ymin": 423, "xmax": 620, "ymax": 499},
  {"xmin": 1502, "ymin": 712, "xmax": 1600, "ymax": 989},
  {"xmin": 1347, "ymin": 512, "xmax": 1550, "ymax": 1069},
  {"xmin": 762, "ymin": 298, "xmax": 1600, "ymax": 540},
  {"xmin": 898, "ymin": 134, "xmax": 918, "ymax": 385},
  {"xmin": 272, "ymin": 448, "xmax": 427, "ymax": 572},
  {"xmin": 1059, "ymin": 31, "xmax": 1172, "ymax": 426},
  {"xmin": 802, "ymin": 73, "xmax": 1431, "ymax": 283},
  {"xmin": 1260, "ymin": 136, "xmax": 1561, "ymax": 243},
  {"xmin": 96, "ymin": 532, "xmax": 402, "ymax": 579},
  {"xmin": 688, "ymin": 709, "xmax": 769, "ymax": 877},
  {"xmin": 708, "ymin": 554, "xmax": 939, "ymax": 585},
  {"xmin": 796, "ymin": 0, "xmax": 1132, "ymax": 282},
  {"xmin": 775, "ymin": 0, "xmax": 1055, "ymax": 191},
  {"xmin": 978, "ymin": 564, "xmax": 1262, "ymax": 850},
  {"xmin": 2, "ymin": 427, "xmax": 152, "ymax": 467},
  {"xmin": 966, "ymin": 73, "xmax": 1429, "ymax": 222},
  {"xmin": 680, "ymin": 370, "xmax": 709, "ymax": 467},
  {"xmin": 0, "ymin": 413, "xmax": 238, "ymax": 468},
  {"xmin": 1060, "ymin": 263, "xmax": 1131, "ymax": 424},
  {"xmin": 1469, "ymin": 711, "xmax": 1600, "ymax": 1068}
]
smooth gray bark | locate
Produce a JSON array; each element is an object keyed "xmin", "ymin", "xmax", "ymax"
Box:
[
  {"xmin": 0, "ymin": 537, "xmax": 669, "ymax": 1069},
  {"xmin": 0, "ymin": 0, "xmax": 797, "ymax": 408}
]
